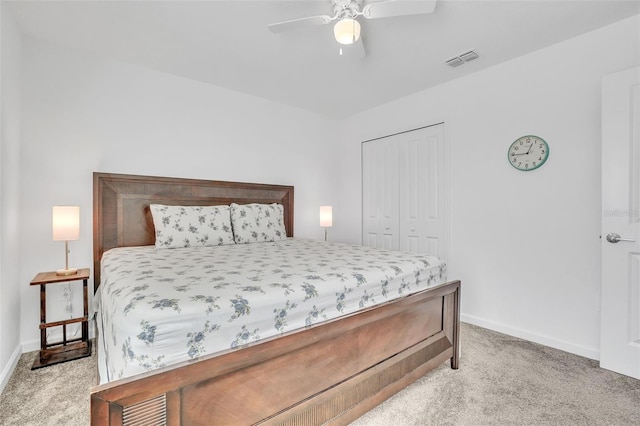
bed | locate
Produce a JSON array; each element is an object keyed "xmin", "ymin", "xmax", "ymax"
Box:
[{"xmin": 90, "ymin": 172, "xmax": 460, "ymax": 426}]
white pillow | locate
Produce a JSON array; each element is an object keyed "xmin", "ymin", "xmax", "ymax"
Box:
[
  {"xmin": 230, "ymin": 203, "xmax": 287, "ymax": 244},
  {"xmin": 150, "ymin": 204, "xmax": 235, "ymax": 249}
]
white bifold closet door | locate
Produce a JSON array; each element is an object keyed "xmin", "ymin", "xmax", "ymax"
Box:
[
  {"xmin": 362, "ymin": 136, "xmax": 399, "ymax": 250},
  {"xmin": 362, "ymin": 123, "xmax": 448, "ymax": 260}
]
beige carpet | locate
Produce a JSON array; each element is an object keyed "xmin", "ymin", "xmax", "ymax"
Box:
[
  {"xmin": 0, "ymin": 346, "xmax": 95, "ymax": 426},
  {"xmin": 0, "ymin": 323, "xmax": 639, "ymax": 425}
]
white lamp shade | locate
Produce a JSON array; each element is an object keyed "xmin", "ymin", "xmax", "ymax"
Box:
[
  {"xmin": 52, "ymin": 206, "xmax": 80, "ymax": 241},
  {"xmin": 320, "ymin": 206, "xmax": 333, "ymax": 227},
  {"xmin": 334, "ymin": 18, "xmax": 361, "ymax": 45}
]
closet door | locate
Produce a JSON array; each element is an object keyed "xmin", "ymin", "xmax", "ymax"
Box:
[
  {"xmin": 362, "ymin": 138, "xmax": 399, "ymax": 250},
  {"xmin": 398, "ymin": 124, "xmax": 447, "ymax": 258},
  {"xmin": 362, "ymin": 123, "xmax": 447, "ymax": 259}
]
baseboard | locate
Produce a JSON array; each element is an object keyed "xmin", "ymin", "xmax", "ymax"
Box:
[
  {"xmin": 21, "ymin": 338, "xmax": 40, "ymax": 354},
  {"xmin": 461, "ymin": 313, "xmax": 600, "ymax": 361},
  {"xmin": 0, "ymin": 344, "xmax": 22, "ymax": 395}
]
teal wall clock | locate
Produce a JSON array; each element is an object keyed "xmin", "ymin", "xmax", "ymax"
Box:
[{"xmin": 508, "ymin": 135, "xmax": 549, "ymax": 171}]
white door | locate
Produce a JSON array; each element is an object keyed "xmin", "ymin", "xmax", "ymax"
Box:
[
  {"xmin": 601, "ymin": 66, "xmax": 640, "ymax": 379},
  {"xmin": 362, "ymin": 123, "xmax": 447, "ymax": 259},
  {"xmin": 398, "ymin": 124, "xmax": 447, "ymax": 258},
  {"xmin": 362, "ymin": 137, "xmax": 399, "ymax": 250}
]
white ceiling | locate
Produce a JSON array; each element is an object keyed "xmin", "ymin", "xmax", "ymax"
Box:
[{"xmin": 6, "ymin": 0, "xmax": 640, "ymax": 118}]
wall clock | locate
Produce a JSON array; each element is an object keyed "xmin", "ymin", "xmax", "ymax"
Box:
[{"xmin": 508, "ymin": 135, "xmax": 549, "ymax": 171}]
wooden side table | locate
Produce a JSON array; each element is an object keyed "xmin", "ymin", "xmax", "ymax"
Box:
[{"xmin": 30, "ymin": 268, "xmax": 92, "ymax": 369}]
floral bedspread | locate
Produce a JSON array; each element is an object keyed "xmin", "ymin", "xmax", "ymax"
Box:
[{"xmin": 94, "ymin": 238, "xmax": 447, "ymax": 384}]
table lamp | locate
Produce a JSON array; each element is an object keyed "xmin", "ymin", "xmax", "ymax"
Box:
[
  {"xmin": 319, "ymin": 206, "xmax": 332, "ymax": 241},
  {"xmin": 53, "ymin": 205, "xmax": 79, "ymax": 276}
]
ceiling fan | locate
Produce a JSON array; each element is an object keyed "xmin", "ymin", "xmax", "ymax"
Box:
[{"xmin": 267, "ymin": 0, "xmax": 437, "ymax": 50}]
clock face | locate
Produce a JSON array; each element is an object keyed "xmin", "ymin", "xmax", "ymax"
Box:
[{"xmin": 508, "ymin": 135, "xmax": 549, "ymax": 171}]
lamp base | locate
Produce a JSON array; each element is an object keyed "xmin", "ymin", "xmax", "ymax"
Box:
[{"xmin": 56, "ymin": 268, "xmax": 78, "ymax": 276}]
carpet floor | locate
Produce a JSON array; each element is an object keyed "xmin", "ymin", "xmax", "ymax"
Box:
[{"xmin": 0, "ymin": 323, "xmax": 638, "ymax": 425}]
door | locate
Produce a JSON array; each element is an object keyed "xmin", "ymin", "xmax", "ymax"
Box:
[
  {"xmin": 362, "ymin": 137, "xmax": 399, "ymax": 250},
  {"xmin": 398, "ymin": 124, "xmax": 447, "ymax": 258},
  {"xmin": 601, "ymin": 66, "xmax": 640, "ymax": 379},
  {"xmin": 362, "ymin": 123, "xmax": 447, "ymax": 259}
]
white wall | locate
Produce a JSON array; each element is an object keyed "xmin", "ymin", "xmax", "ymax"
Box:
[
  {"xmin": 335, "ymin": 15, "xmax": 640, "ymax": 359},
  {"xmin": 18, "ymin": 38, "xmax": 339, "ymax": 351},
  {"xmin": 0, "ymin": 4, "xmax": 23, "ymax": 392}
]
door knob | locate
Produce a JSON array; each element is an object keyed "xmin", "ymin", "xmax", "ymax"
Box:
[{"xmin": 606, "ymin": 232, "xmax": 636, "ymax": 243}]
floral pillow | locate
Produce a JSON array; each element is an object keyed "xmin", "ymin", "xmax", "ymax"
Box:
[
  {"xmin": 230, "ymin": 203, "xmax": 287, "ymax": 244},
  {"xmin": 150, "ymin": 204, "xmax": 235, "ymax": 249}
]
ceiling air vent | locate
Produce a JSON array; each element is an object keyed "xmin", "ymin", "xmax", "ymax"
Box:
[
  {"xmin": 445, "ymin": 49, "xmax": 479, "ymax": 68},
  {"xmin": 459, "ymin": 50, "xmax": 479, "ymax": 62},
  {"xmin": 445, "ymin": 57, "xmax": 465, "ymax": 67}
]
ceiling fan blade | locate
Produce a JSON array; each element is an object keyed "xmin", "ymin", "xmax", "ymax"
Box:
[
  {"xmin": 267, "ymin": 15, "xmax": 334, "ymax": 34},
  {"xmin": 362, "ymin": 0, "xmax": 436, "ymax": 20}
]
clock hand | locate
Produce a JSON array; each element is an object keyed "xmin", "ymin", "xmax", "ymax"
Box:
[{"xmin": 526, "ymin": 143, "xmax": 534, "ymax": 154}]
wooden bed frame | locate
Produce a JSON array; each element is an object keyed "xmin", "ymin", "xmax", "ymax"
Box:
[{"xmin": 91, "ymin": 172, "xmax": 460, "ymax": 426}]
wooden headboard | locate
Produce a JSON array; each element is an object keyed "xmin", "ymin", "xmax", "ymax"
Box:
[{"xmin": 93, "ymin": 172, "xmax": 294, "ymax": 291}]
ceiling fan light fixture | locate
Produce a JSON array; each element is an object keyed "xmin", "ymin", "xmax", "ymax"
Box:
[{"xmin": 334, "ymin": 18, "xmax": 361, "ymax": 45}]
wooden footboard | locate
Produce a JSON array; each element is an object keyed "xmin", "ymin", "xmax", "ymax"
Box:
[{"xmin": 91, "ymin": 280, "xmax": 460, "ymax": 425}]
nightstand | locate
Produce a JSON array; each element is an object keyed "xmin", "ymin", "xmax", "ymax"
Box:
[{"xmin": 30, "ymin": 268, "xmax": 92, "ymax": 369}]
